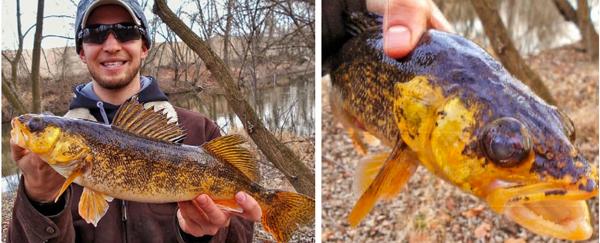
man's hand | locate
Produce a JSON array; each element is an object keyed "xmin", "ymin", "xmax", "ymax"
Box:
[
  {"xmin": 367, "ymin": 0, "xmax": 454, "ymax": 58},
  {"xmin": 177, "ymin": 192, "xmax": 262, "ymax": 237},
  {"xmin": 10, "ymin": 141, "xmax": 65, "ymax": 203}
]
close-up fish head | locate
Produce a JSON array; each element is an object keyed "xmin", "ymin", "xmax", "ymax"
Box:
[
  {"xmin": 387, "ymin": 30, "xmax": 598, "ymax": 240},
  {"xmin": 434, "ymin": 73, "xmax": 599, "ymax": 240},
  {"xmin": 475, "ymin": 109, "xmax": 597, "ymax": 240}
]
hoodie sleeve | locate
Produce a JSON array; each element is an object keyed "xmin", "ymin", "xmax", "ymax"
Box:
[
  {"xmin": 8, "ymin": 176, "xmax": 75, "ymax": 243},
  {"xmin": 322, "ymin": 0, "xmax": 368, "ymax": 71}
]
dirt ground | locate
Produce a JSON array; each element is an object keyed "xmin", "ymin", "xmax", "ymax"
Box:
[{"xmin": 321, "ymin": 44, "xmax": 599, "ymax": 243}]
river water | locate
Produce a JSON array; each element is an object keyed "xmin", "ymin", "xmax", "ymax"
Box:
[{"xmin": 1, "ymin": 78, "xmax": 315, "ymax": 191}]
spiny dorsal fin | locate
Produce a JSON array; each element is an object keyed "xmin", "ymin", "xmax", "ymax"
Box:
[
  {"xmin": 202, "ymin": 134, "xmax": 259, "ymax": 181},
  {"xmin": 112, "ymin": 98, "xmax": 186, "ymax": 143},
  {"xmin": 344, "ymin": 12, "xmax": 382, "ymax": 36}
]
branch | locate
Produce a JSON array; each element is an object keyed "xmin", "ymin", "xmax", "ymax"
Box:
[{"xmin": 153, "ymin": 0, "xmax": 315, "ymax": 196}]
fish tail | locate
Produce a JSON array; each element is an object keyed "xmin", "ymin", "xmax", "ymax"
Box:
[{"xmin": 259, "ymin": 191, "xmax": 315, "ymax": 242}]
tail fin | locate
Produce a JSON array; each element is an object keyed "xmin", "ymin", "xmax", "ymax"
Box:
[{"xmin": 260, "ymin": 191, "xmax": 315, "ymax": 242}]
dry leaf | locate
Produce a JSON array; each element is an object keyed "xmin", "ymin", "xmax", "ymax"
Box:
[
  {"xmin": 461, "ymin": 205, "xmax": 485, "ymax": 218},
  {"xmin": 409, "ymin": 231, "xmax": 432, "ymax": 243},
  {"xmin": 445, "ymin": 197, "xmax": 456, "ymax": 211},
  {"xmin": 504, "ymin": 238, "xmax": 526, "ymax": 243},
  {"xmin": 474, "ymin": 222, "xmax": 491, "ymax": 238}
]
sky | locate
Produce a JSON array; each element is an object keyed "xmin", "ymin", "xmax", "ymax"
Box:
[{"xmin": 1, "ymin": 0, "xmax": 191, "ymax": 50}]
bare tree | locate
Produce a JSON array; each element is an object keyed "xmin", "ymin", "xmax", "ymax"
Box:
[
  {"xmin": 553, "ymin": 0, "xmax": 599, "ymax": 60},
  {"xmin": 576, "ymin": 0, "xmax": 598, "ymax": 60},
  {"xmin": 2, "ymin": 0, "xmax": 28, "ymax": 114},
  {"xmin": 30, "ymin": 0, "xmax": 46, "ymax": 113},
  {"xmin": 153, "ymin": 0, "xmax": 315, "ymax": 196},
  {"xmin": 470, "ymin": 0, "xmax": 557, "ymax": 105}
]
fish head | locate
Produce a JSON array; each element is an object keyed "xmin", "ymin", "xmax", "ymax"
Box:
[
  {"xmin": 11, "ymin": 114, "xmax": 89, "ymax": 167},
  {"xmin": 11, "ymin": 114, "xmax": 63, "ymax": 155},
  {"xmin": 467, "ymin": 105, "xmax": 597, "ymax": 240}
]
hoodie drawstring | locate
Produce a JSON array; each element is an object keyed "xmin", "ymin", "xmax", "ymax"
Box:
[{"xmin": 96, "ymin": 101, "xmax": 110, "ymax": 125}]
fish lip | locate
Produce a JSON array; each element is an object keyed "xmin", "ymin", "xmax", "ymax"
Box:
[{"xmin": 486, "ymin": 182, "xmax": 597, "ymax": 240}]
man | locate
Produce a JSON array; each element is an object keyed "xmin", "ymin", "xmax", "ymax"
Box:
[{"xmin": 8, "ymin": 0, "xmax": 262, "ymax": 242}]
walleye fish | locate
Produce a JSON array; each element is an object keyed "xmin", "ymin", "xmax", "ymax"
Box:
[
  {"xmin": 11, "ymin": 99, "xmax": 314, "ymax": 242},
  {"xmin": 329, "ymin": 13, "xmax": 598, "ymax": 240}
]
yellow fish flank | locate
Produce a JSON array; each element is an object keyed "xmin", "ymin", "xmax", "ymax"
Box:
[
  {"xmin": 329, "ymin": 15, "xmax": 598, "ymax": 241},
  {"xmin": 11, "ymin": 99, "xmax": 314, "ymax": 242}
]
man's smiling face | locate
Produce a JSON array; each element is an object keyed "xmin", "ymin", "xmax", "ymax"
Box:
[{"xmin": 79, "ymin": 4, "xmax": 148, "ymax": 90}]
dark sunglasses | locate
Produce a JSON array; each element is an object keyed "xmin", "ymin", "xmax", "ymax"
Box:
[{"xmin": 78, "ymin": 23, "xmax": 145, "ymax": 44}]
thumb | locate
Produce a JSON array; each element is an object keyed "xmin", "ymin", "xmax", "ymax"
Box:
[{"xmin": 383, "ymin": 0, "xmax": 431, "ymax": 59}]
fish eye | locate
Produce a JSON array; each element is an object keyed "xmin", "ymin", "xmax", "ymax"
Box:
[
  {"xmin": 27, "ymin": 117, "xmax": 46, "ymax": 132},
  {"xmin": 480, "ymin": 117, "xmax": 532, "ymax": 167}
]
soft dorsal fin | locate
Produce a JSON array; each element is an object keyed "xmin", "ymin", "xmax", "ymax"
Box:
[
  {"xmin": 202, "ymin": 134, "xmax": 259, "ymax": 181},
  {"xmin": 112, "ymin": 98, "xmax": 186, "ymax": 143}
]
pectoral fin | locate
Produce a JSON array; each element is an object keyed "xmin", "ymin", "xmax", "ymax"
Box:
[
  {"xmin": 78, "ymin": 188, "xmax": 114, "ymax": 226},
  {"xmin": 348, "ymin": 142, "xmax": 419, "ymax": 227},
  {"xmin": 54, "ymin": 168, "xmax": 84, "ymax": 202}
]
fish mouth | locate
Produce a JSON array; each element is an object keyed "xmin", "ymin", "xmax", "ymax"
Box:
[
  {"xmin": 486, "ymin": 182, "xmax": 597, "ymax": 240},
  {"xmin": 10, "ymin": 116, "xmax": 30, "ymax": 148}
]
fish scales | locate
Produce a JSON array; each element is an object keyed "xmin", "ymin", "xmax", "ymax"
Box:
[{"xmin": 53, "ymin": 118, "xmax": 262, "ymax": 203}]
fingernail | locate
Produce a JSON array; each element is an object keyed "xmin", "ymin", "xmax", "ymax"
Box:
[
  {"xmin": 385, "ymin": 26, "xmax": 411, "ymax": 56},
  {"xmin": 198, "ymin": 195, "xmax": 208, "ymax": 205},
  {"xmin": 235, "ymin": 192, "xmax": 246, "ymax": 203}
]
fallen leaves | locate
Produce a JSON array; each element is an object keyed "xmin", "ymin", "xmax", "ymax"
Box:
[
  {"xmin": 461, "ymin": 205, "xmax": 486, "ymax": 218},
  {"xmin": 474, "ymin": 222, "xmax": 492, "ymax": 239}
]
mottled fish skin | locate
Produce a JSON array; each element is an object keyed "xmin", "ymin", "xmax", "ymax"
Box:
[
  {"xmin": 36, "ymin": 116, "xmax": 266, "ymax": 203},
  {"xmin": 330, "ymin": 28, "xmax": 596, "ymax": 194}
]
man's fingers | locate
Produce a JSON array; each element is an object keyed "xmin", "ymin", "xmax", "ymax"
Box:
[
  {"xmin": 383, "ymin": 0, "xmax": 430, "ymax": 58},
  {"xmin": 193, "ymin": 195, "xmax": 229, "ymax": 226},
  {"xmin": 430, "ymin": 3, "xmax": 454, "ymax": 33},
  {"xmin": 178, "ymin": 201, "xmax": 207, "ymax": 227},
  {"xmin": 177, "ymin": 208, "xmax": 208, "ymax": 237},
  {"xmin": 10, "ymin": 142, "xmax": 29, "ymax": 162},
  {"xmin": 235, "ymin": 192, "xmax": 262, "ymax": 221}
]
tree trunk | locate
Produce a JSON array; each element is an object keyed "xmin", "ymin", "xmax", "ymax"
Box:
[
  {"xmin": 223, "ymin": 0, "xmax": 235, "ymax": 66},
  {"xmin": 470, "ymin": 0, "xmax": 557, "ymax": 105},
  {"xmin": 576, "ymin": 0, "xmax": 598, "ymax": 61},
  {"xmin": 2, "ymin": 75, "xmax": 27, "ymax": 115},
  {"xmin": 153, "ymin": 0, "xmax": 315, "ymax": 196},
  {"xmin": 30, "ymin": 0, "xmax": 45, "ymax": 113},
  {"xmin": 553, "ymin": 0, "xmax": 578, "ymax": 25}
]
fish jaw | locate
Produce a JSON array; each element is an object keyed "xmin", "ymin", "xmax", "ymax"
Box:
[
  {"xmin": 486, "ymin": 182, "xmax": 597, "ymax": 240},
  {"xmin": 10, "ymin": 116, "xmax": 29, "ymax": 148}
]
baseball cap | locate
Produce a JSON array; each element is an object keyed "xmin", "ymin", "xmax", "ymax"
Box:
[{"xmin": 75, "ymin": 0, "xmax": 152, "ymax": 53}]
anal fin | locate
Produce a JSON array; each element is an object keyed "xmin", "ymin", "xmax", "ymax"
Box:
[
  {"xmin": 348, "ymin": 142, "xmax": 418, "ymax": 227},
  {"xmin": 213, "ymin": 199, "xmax": 243, "ymax": 214},
  {"xmin": 78, "ymin": 188, "xmax": 114, "ymax": 226}
]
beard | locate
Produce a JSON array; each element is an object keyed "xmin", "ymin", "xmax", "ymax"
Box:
[{"xmin": 89, "ymin": 61, "xmax": 141, "ymax": 90}]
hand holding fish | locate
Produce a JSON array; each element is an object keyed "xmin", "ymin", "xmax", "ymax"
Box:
[
  {"xmin": 9, "ymin": 139, "xmax": 65, "ymax": 203},
  {"xmin": 367, "ymin": 0, "xmax": 453, "ymax": 58},
  {"xmin": 177, "ymin": 192, "xmax": 262, "ymax": 237}
]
